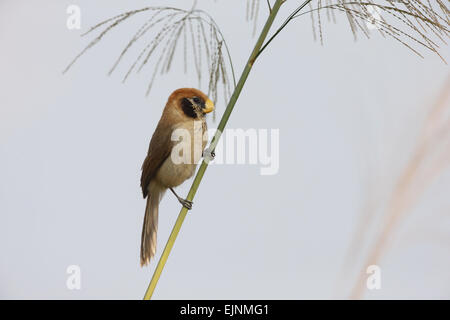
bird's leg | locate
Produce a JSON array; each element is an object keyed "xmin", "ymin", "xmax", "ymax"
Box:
[
  {"xmin": 170, "ymin": 187, "xmax": 193, "ymax": 210},
  {"xmin": 202, "ymin": 147, "xmax": 215, "ymax": 163}
]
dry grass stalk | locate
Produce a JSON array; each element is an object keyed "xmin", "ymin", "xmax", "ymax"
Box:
[{"xmin": 349, "ymin": 76, "xmax": 450, "ymax": 299}]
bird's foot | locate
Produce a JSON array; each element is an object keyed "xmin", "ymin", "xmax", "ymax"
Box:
[
  {"xmin": 203, "ymin": 148, "xmax": 215, "ymax": 163},
  {"xmin": 178, "ymin": 198, "xmax": 193, "ymax": 210}
]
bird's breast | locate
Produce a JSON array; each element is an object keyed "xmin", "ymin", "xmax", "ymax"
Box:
[{"xmin": 155, "ymin": 119, "xmax": 207, "ymax": 188}]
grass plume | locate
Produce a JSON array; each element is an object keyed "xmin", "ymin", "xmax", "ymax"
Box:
[
  {"xmin": 293, "ymin": 1, "xmax": 449, "ymax": 62},
  {"xmin": 63, "ymin": 6, "xmax": 236, "ymax": 109}
]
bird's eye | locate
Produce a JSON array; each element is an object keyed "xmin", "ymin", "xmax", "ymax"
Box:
[{"xmin": 193, "ymin": 97, "xmax": 201, "ymax": 104}]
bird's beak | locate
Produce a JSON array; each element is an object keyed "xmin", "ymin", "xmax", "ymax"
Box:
[{"xmin": 203, "ymin": 99, "xmax": 215, "ymax": 114}]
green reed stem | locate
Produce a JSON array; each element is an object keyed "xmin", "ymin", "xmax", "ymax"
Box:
[{"xmin": 143, "ymin": 0, "xmax": 285, "ymax": 300}]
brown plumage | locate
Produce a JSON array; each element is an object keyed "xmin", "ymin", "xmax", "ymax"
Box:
[{"xmin": 140, "ymin": 88, "xmax": 214, "ymax": 266}]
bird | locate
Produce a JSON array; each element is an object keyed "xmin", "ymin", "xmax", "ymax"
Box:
[{"xmin": 140, "ymin": 88, "xmax": 215, "ymax": 266}]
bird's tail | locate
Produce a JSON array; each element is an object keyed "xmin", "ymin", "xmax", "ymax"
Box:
[{"xmin": 140, "ymin": 182, "xmax": 165, "ymax": 267}]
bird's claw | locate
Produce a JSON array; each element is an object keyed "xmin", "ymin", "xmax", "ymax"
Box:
[
  {"xmin": 179, "ymin": 198, "xmax": 193, "ymax": 210},
  {"xmin": 203, "ymin": 148, "xmax": 215, "ymax": 163}
]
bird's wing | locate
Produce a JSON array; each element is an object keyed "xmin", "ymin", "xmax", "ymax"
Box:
[{"xmin": 140, "ymin": 121, "xmax": 174, "ymax": 198}]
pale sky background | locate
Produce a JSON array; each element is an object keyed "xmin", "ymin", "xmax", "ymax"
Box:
[{"xmin": 1, "ymin": 0, "xmax": 449, "ymax": 299}]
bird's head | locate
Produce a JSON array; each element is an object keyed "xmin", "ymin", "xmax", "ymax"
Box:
[{"xmin": 168, "ymin": 88, "xmax": 215, "ymax": 119}]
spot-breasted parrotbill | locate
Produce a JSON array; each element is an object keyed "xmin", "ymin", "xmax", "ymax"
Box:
[{"xmin": 140, "ymin": 88, "xmax": 214, "ymax": 266}]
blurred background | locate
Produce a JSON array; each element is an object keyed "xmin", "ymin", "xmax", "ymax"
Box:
[{"xmin": 0, "ymin": 0, "xmax": 449, "ymax": 299}]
